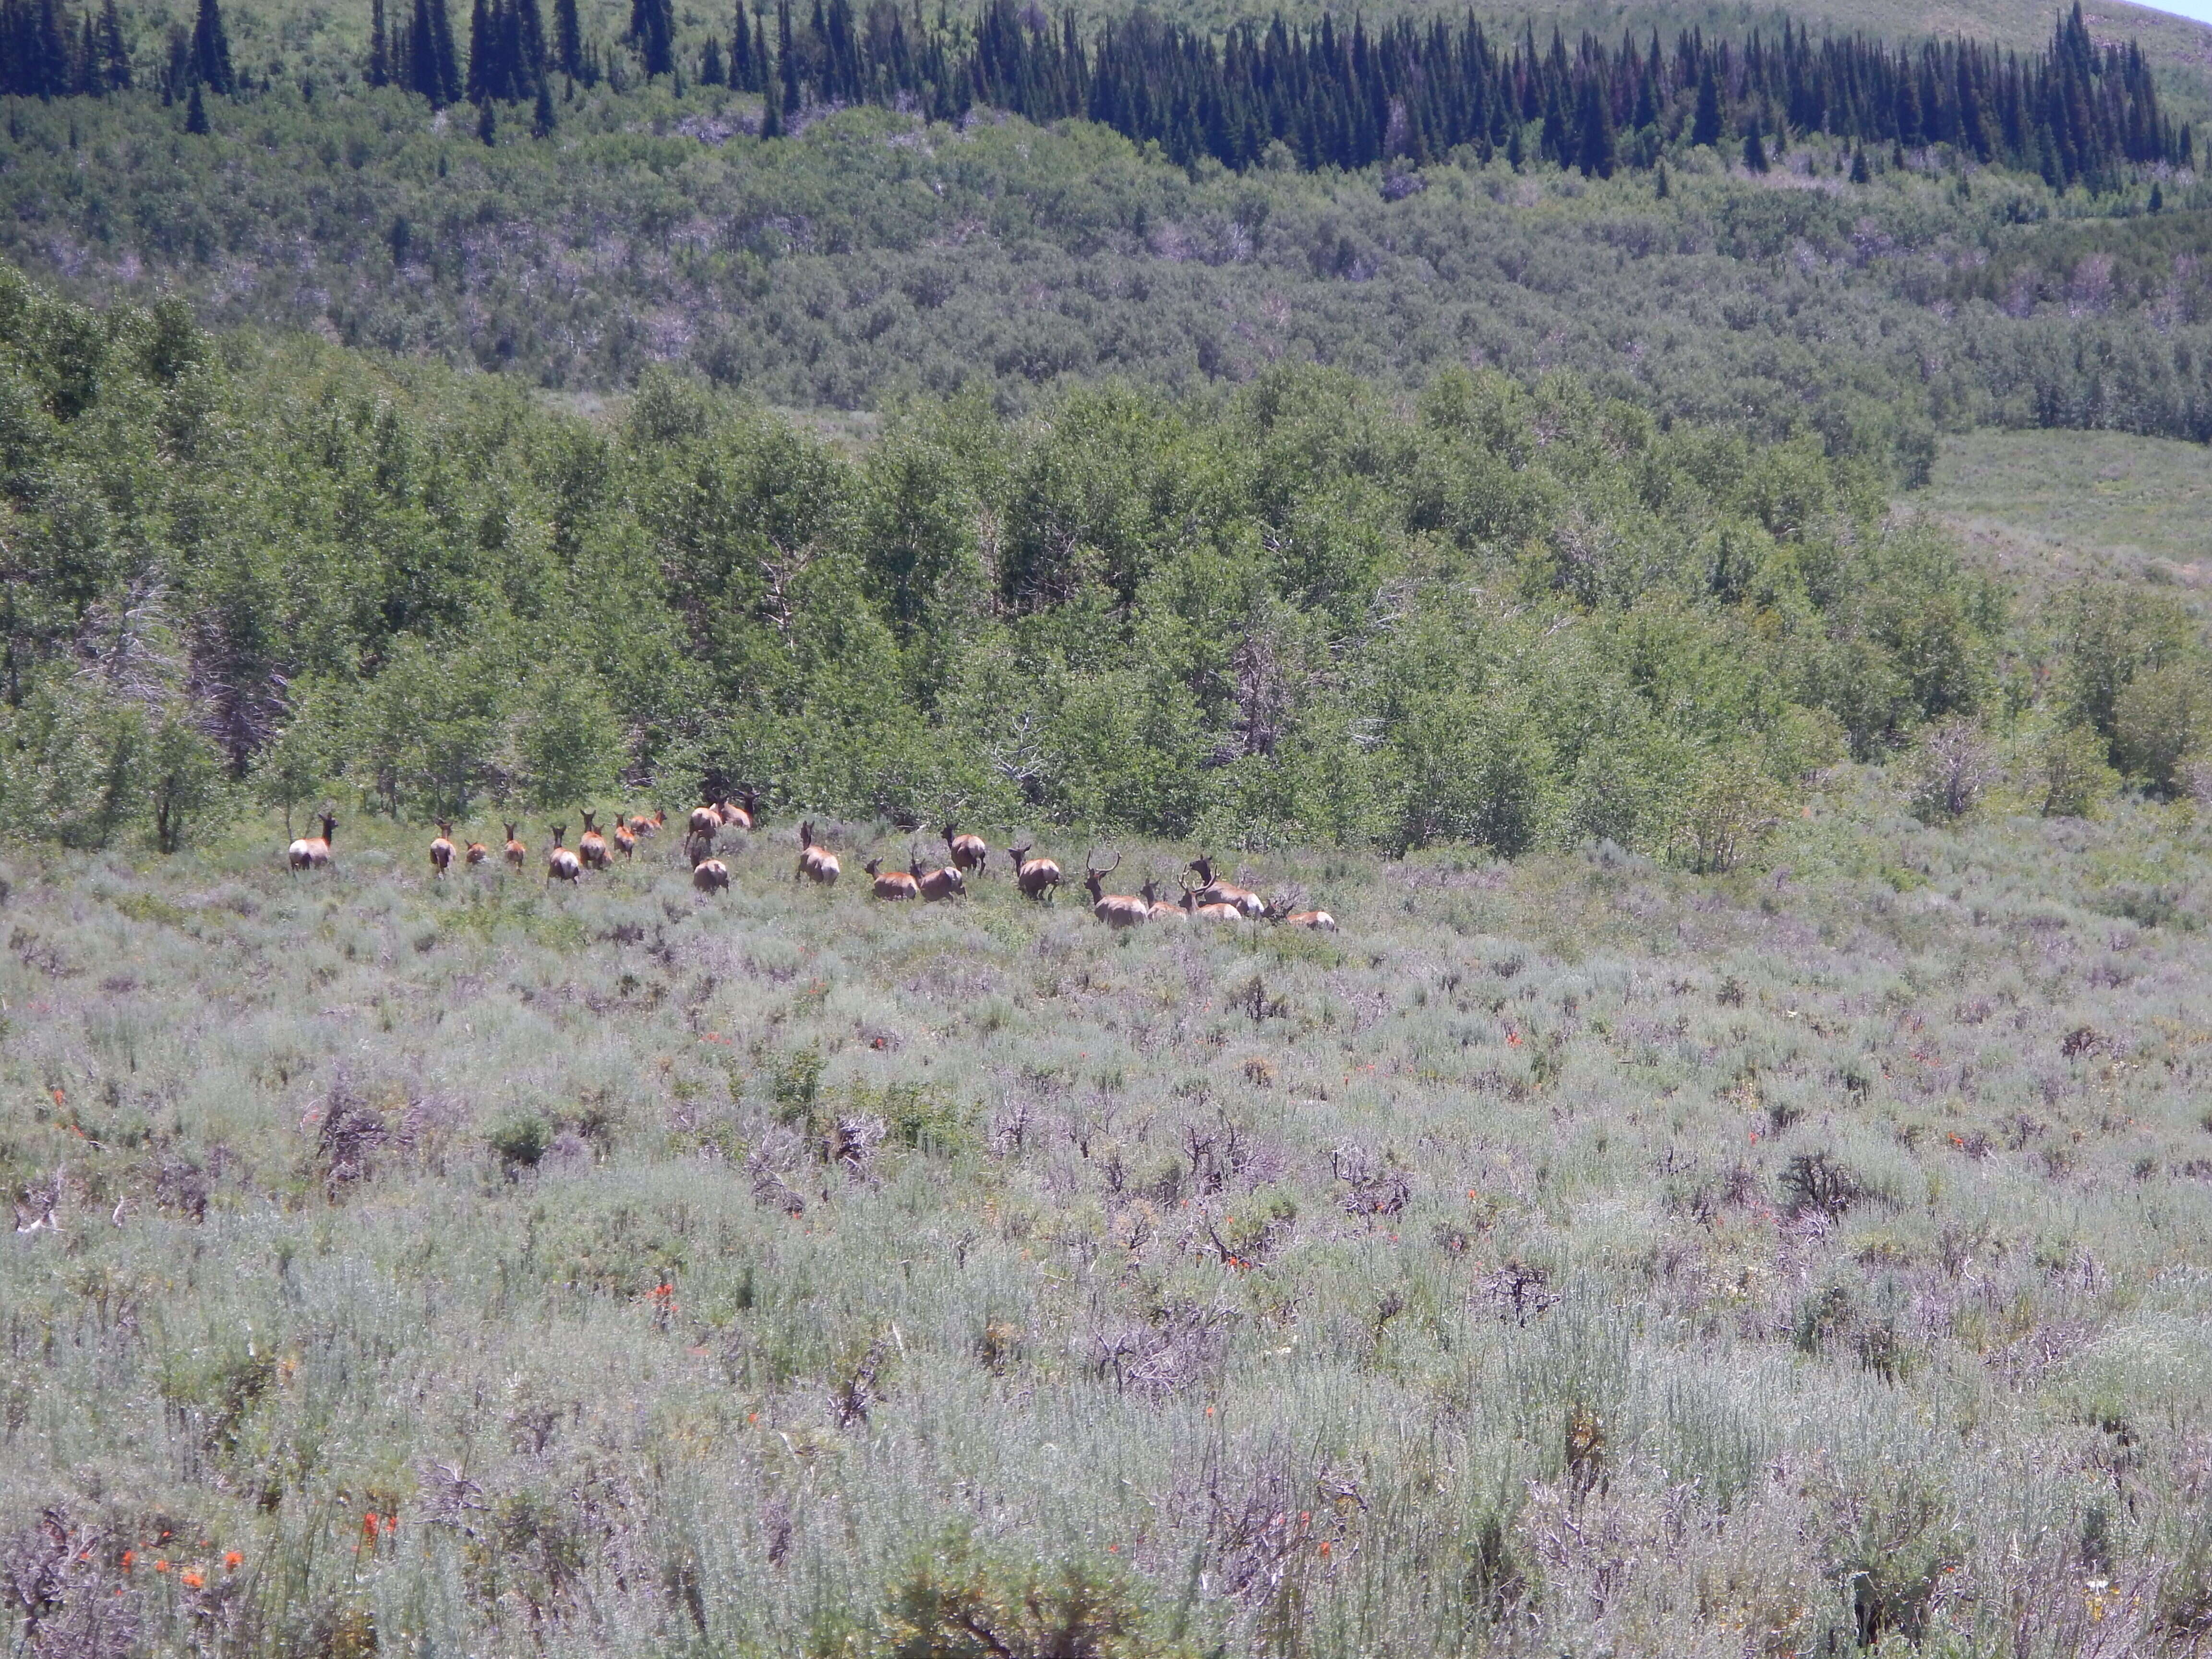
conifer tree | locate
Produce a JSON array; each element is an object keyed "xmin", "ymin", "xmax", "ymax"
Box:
[
  {"xmin": 533, "ymin": 76, "xmax": 555, "ymax": 132},
  {"xmin": 700, "ymin": 34, "xmax": 723, "ymax": 83},
  {"xmin": 184, "ymin": 78, "xmax": 209, "ymax": 128},
  {"xmin": 97, "ymin": 0, "xmax": 130, "ymax": 89},
  {"xmin": 369, "ymin": 0, "xmax": 390, "ymax": 84},
  {"xmin": 553, "ymin": 0, "xmax": 580, "ymax": 77},
  {"xmin": 191, "ymin": 0, "xmax": 231, "ymax": 92}
]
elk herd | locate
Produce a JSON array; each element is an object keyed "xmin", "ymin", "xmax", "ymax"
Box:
[{"xmin": 285, "ymin": 796, "xmax": 1338, "ymax": 931}]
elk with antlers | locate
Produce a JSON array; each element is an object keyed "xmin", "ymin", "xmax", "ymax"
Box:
[
  {"xmin": 429, "ymin": 820, "xmax": 456, "ymax": 878},
  {"xmin": 1084, "ymin": 853, "xmax": 1151, "ymax": 928},
  {"xmin": 503, "ymin": 822, "xmax": 526, "ymax": 872},
  {"xmin": 545, "ymin": 826, "xmax": 583, "ymax": 886},
  {"xmin": 1181, "ymin": 879, "xmax": 1247, "ymax": 922},
  {"xmin": 1007, "ymin": 842, "xmax": 1060, "ymax": 902},
  {"xmin": 941, "ymin": 821, "xmax": 988, "ymax": 877},
  {"xmin": 1271, "ymin": 895, "xmax": 1338, "ymax": 931},
  {"xmin": 288, "ymin": 811, "xmax": 337, "ymax": 873},
  {"xmin": 578, "ymin": 812, "xmax": 612, "ymax": 871},
  {"xmin": 719, "ymin": 788, "xmax": 763, "ymax": 832},
  {"xmin": 1187, "ymin": 854, "xmax": 1267, "ymax": 918},
  {"xmin": 797, "ymin": 821, "xmax": 840, "ymax": 886},
  {"xmin": 865, "ymin": 851, "xmax": 922, "ymax": 901}
]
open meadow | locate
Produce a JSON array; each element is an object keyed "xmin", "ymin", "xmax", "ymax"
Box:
[{"xmin": 9, "ymin": 783, "xmax": 2212, "ymax": 1656}]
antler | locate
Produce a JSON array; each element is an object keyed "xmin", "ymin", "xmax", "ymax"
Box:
[{"xmin": 1086, "ymin": 850, "xmax": 1119, "ymax": 877}]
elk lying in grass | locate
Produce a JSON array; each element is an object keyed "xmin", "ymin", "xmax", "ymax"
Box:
[
  {"xmin": 545, "ymin": 826, "xmax": 582, "ymax": 886},
  {"xmin": 578, "ymin": 813, "xmax": 612, "ymax": 871},
  {"xmin": 691, "ymin": 852, "xmax": 730, "ymax": 893},
  {"xmin": 1008, "ymin": 842, "xmax": 1060, "ymax": 902},
  {"xmin": 1085, "ymin": 853, "xmax": 1151, "ymax": 928},
  {"xmin": 797, "ymin": 822, "xmax": 840, "ymax": 886},
  {"xmin": 1141, "ymin": 877, "xmax": 1183, "ymax": 922},
  {"xmin": 503, "ymin": 823, "xmax": 526, "ymax": 872},
  {"xmin": 942, "ymin": 822, "xmax": 988, "ymax": 876},
  {"xmin": 865, "ymin": 852, "xmax": 922, "ymax": 901},
  {"xmin": 1188, "ymin": 855, "xmax": 1266, "ymax": 918},
  {"xmin": 429, "ymin": 821, "xmax": 455, "ymax": 878},
  {"xmin": 628, "ymin": 809, "xmax": 664, "ymax": 838},
  {"xmin": 919, "ymin": 861, "xmax": 966, "ymax": 902},
  {"xmin": 1181, "ymin": 879, "xmax": 1247, "ymax": 922},
  {"xmin": 288, "ymin": 812, "xmax": 337, "ymax": 872},
  {"xmin": 1274, "ymin": 904, "xmax": 1338, "ymax": 931}
]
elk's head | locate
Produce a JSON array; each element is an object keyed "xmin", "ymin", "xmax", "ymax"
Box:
[{"xmin": 1083, "ymin": 850, "xmax": 1118, "ymax": 902}]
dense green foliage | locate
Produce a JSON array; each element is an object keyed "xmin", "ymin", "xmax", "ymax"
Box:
[{"xmin": 0, "ymin": 257, "xmax": 2203, "ymax": 870}]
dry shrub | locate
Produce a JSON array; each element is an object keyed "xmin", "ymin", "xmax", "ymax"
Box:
[
  {"xmin": 1, "ymin": 1507, "xmax": 136, "ymax": 1659},
  {"xmin": 1908, "ymin": 716, "xmax": 1998, "ymax": 823}
]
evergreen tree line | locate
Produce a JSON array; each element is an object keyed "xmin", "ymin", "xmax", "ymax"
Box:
[{"xmin": 0, "ymin": 0, "xmax": 233, "ymax": 99}]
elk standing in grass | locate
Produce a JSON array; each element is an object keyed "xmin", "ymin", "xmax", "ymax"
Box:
[
  {"xmin": 866, "ymin": 852, "xmax": 921, "ymax": 901},
  {"xmin": 1188, "ymin": 854, "xmax": 1267, "ymax": 918},
  {"xmin": 688, "ymin": 799, "xmax": 722, "ymax": 841},
  {"xmin": 797, "ymin": 822, "xmax": 840, "ymax": 886},
  {"xmin": 719, "ymin": 789, "xmax": 763, "ymax": 832},
  {"xmin": 578, "ymin": 812, "xmax": 612, "ymax": 871},
  {"xmin": 546, "ymin": 826, "xmax": 582, "ymax": 886},
  {"xmin": 1084, "ymin": 853, "xmax": 1151, "ymax": 928},
  {"xmin": 465, "ymin": 836, "xmax": 489, "ymax": 866},
  {"xmin": 612, "ymin": 817, "xmax": 637, "ymax": 860},
  {"xmin": 691, "ymin": 851, "xmax": 730, "ymax": 893},
  {"xmin": 429, "ymin": 821, "xmax": 456, "ymax": 878},
  {"xmin": 288, "ymin": 812, "xmax": 337, "ymax": 873},
  {"xmin": 1008, "ymin": 842, "xmax": 1060, "ymax": 902},
  {"xmin": 503, "ymin": 823, "xmax": 526, "ymax": 873},
  {"xmin": 942, "ymin": 822, "xmax": 988, "ymax": 878}
]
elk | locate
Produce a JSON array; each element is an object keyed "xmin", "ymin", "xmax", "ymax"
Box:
[
  {"xmin": 797, "ymin": 821, "xmax": 840, "ymax": 886},
  {"xmin": 545, "ymin": 826, "xmax": 583, "ymax": 886},
  {"xmin": 719, "ymin": 788, "xmax": 763, "ymax": 832},
  {"xmin": 1084, "ymin": 853, "xmax": 1151, "ymax": 928},
  {"xmin": 629, "ymin": 809, "xmax": 665, "ymax": 839},
  {"xmin": 287, "ymin": 811, "xmax": 336, "ymax": 872},
  {"xmin": 688, "ymin": 799, "xmax": 723, "ymax": 840},
  {"xmin": 1138, "ymin": 877, "xmax": 1182, "ymax": 922},
  {"xmin": 691, "ymin": 852, "xmax": 730, "ymax": 894},
  {"xmin": 578, "ymin": 812, "xmax": 612, "ymax": 871},
  {"xmin": 919, "ymin": 860, "xmax": 966, "ymax": 902},
  {"xmin": 612, "ymin": 817, "xmax": 638, "ymax": 860},
  {"xmin": 503, "ymin": 823, "xmax": 526, "ymax": 872},
  {"xmin": 1187, "ymin": 854, "xmax": 1266, "ymax": 918},
  {"xmin": 429, "ymin": 820, "xmax": 455, "ymax": 878},
  {"xmin": 1007, "ymin": 842, "xmax": 1061, "ymax": 902},
  {"xmin": 942, "ymin": 821, "xmax": 988, "ymax": 876},
  {"xmin": 865, "ymin": 854, "xmax": 921, "ymax": 902},
  {"xmin": 465, "ymin": 837, "xmax": 489, "ymax": 866},
  {"xmin": 1273, "ymin": 902, "xmax": 1338, "ymax": 931},
  {"xmin": 1181, "ymin": 879, "xmax": 1246, "ymax": 922}
]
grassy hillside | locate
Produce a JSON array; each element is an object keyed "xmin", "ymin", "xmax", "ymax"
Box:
[
  {"xmin": 7, "ymin": 786, "xmax": 2212, "ymax": 1656},
  {"xmin": 1923, "ymin": 427, "xmax": 2212, "ymax": 598}
]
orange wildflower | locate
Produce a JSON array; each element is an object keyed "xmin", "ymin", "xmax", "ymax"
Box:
[
  {"xmin": 154, "ymin": 1560, "xmax": 169, "ymax": 1574},
  {"xmin": 120, "ymin": 1551, "xmax": 134, "ymax": 1571},
  {"xmin": 181, "ymin": 1572, "xmax": 204, "ymax": 1589},
  {"xmin": 224, "ymin": 1551, "xmax": 243, "ymax": 1572}
]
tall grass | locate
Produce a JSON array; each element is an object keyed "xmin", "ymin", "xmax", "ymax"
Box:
[{"xmin": 5, "ymin": 783, "xmax": 2212, "ymax": 1655}]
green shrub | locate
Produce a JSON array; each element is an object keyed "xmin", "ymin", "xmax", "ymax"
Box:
[{"xmin": 873, "ymin": 1530, "xmax": 1188, "ymax": 1659}]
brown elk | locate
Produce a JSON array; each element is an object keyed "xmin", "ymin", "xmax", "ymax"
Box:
[
  {"xmin": 918, "ymin": 860, "xmax": 966, "ymax": 902},
  {"xmin": 429, "ymin": 820, "xmax": 455, "ymax": 878},
  {"xmin": 1187, "ymin": 854, "xmax": 1267, "ymax": 918},
  {"xmin": 287, "ymin": 811, "xmax": 337, "ymax": 873},
  {"xmin": 578, "ymin": 812, "xmax": 612, "ymax": 871},
  {"xmin": 629, "ymin": 809, "xmax": 664, "ymax": 838},
  {"xmin": 1140, "ymin": 877, "xmax": 1184, "ymax": 922},
  {"xmin": 503, "ymin": 823, "xmax": 526, "ymax": 872},
  {"xmin": 1272, "ymin": 898, "xmax": 1338, "ymax": 931},
  {"xmin": 1007, "ymin": 842, "xmax": 1061, "ymax": 902},
  {"xmin": 718, "ymin": 788, "xmax": 763, "ymax": 832},
  {"xmin": 1180, "ymin": 879, "xmax": 1246, "ymax": 922},
  {"xmin": 865, "ymin": 854, "xmax": 921, "ymax": 902},
  {"xmin": 691, "ymin": 852, "xmax": 730, "ymax": 894},
  {"xmin": 465, "ymin": 837, "xmax": 490, "ymax": 866},
  {"xmin": 545, "ymin": 826, "xmax": 583, "ymax": 886},
  {"xmin": 688, "ymin": 799, "xmax": 723, "ymax": 840},
  {"xmin": 612, "ymin": 817, "xmax": 638, "ymax": 860},
  {"xmin": 1083, "ymin": 853, "xmax": 1151, "ymax": 928},
  {"xmin": 942, "ymin": 821, "xmax": 988, "ymax": 876},
  {"xmin": 797, "ymin": 821, "xmax": 840, "ymax": 886}
]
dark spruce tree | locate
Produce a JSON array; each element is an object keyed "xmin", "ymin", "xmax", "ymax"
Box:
[
  {"xmin": 184, "ymin": 77, "xmax": 208, "ymax": 128},
  {"xmin": 190, "ymin": 0, "xmax": 231, "ymax": 91},
  {"xmin": 699, "ymin": 34, "xmax": 722, "ymax": 83},
  {"xmin": 553, "ymin": 0, "xmax": 580, "ymax": 77}
]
